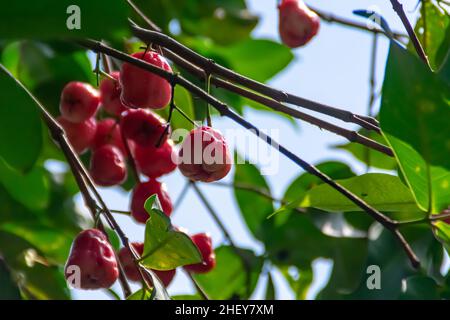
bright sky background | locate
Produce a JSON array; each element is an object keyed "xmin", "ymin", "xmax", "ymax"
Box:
[{"xmin": 73, "ymin": 0, "xmax": 446, "ymax": 300}]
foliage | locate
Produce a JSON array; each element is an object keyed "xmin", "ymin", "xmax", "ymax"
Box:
[{"xmin": 0, "ymin": 0, "xmax": 449, "ymax": 300}]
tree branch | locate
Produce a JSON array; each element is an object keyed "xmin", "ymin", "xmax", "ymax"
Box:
[
  {"xmin": 129, "ymin": 24, "xmax": 380, "ymax": 132},
  {"xmin": 389, "ymin": 0, "xmax": 431, "ymax": 68},
  {"xmin": 78, "ymin": 39, "xmax": 419, "ymax": 267}
]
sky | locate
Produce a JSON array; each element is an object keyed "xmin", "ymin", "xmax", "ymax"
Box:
[{"xmin": 72, "ymin": 0, "xmax": 440, "ymax": 300}]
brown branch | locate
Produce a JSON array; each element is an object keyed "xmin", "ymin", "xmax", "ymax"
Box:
[
  {"xmin": 129, "ymin": 24, "xmax": 380, "ymax": 132},
  {"xmin": 78, "ymin": 39, "xmax": 419, "ymax": 268},
  {"xmin": 308, "ymin": 5, "xmax": 407, "ymax": 40},
  {"xmin": 389, "ymin": 0, "xmax": 431, "ymax": 68}
]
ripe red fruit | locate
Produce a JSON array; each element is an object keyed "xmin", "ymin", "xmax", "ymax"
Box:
[
  {"xmin": 178, "ymin": 126, "xmax": 231, "ymax": 182},
  {"xmin": 91, "ymin": 118, "xmax": 126, "ymax": 154},
  {"xmin": 90, "ymin": 145, "xmax": 127, "ymax": 186},
  {"xmin": 134, "ymin": 140, "xmax": 177, "ymax": 178},
  {"xmin": 57, "ymin": 116, "xmax": 97, "ymax": 154},
  {"xmin": 64, "ymin": 229, "xmax": 119, "ymax": 290},
  {"xmin": 99, "ymin": 71, "xmax": 128, "ymax": 116},
  {"xmin": 131, "ymin": 180, "xmax": 173, "ymax": 223},
  {"xmin": 278, "ymin": 0, "xmax": 320, "ymax": 48},
  {"xmin": 120, "ymin": 109, "xmax": 169, "ymax": 147},
  {"xmin": 120, "ymin": 51, "xmax": 172, "ymax": 109},
  {"xmin": 60, "ymin": 81, "xmax": 100, "ymax": 123},
  {"xmin": 184, "ymin": 233, "xmax": 216, "ymax": 274},
  {"xmin": 118, "ymin": 243, "xmax": 176, "ymax": 287}
]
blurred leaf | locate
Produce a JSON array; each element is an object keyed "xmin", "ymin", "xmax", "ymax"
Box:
[
  {"xmin": 399, "ymin": 275, "xmax": 440, "ymax": 300},
  {"xmin": 0, "ymin": 223, "xmax": 72, "ymax": 264},
  {"xmin": 265, "ymin": 272, "xmax": 276, "ymax": 300},
  {"xmin": 193, "ymin": 245, "xmax": 263, "ymax": 300},
  {"xmin": 433, "ymin": 221, "xmax": 450, "ymax": 255},
  {"xmin": 299, "ymin": 173, "xmax": 424, "ymax": 213},
  {"xmin": 0, "ymin": 232, "xmax": 70, "ymax": 300},
  {"xmin": 141, "ymin": 195, "xmax": 202, "ymax": 270},
  {"xmin": 380, "ymin": 43, "xmax": 450, "ymax": 213},
  {"xmin": 334, "ymin": 130, "xmax": 397, "ymax": 170},
  {"xmin": 219, "ymin": 39, "xmax": 294, "ymax": 82},
  {"xmin": 0, "ymin": 158, "xmax": 50, "ymax": 211},
  {"xmin": 280, "ymin": 266, "xmax": 313, "ymax": 300},
  {"xmin": 233, "ymin": 160, "xmax": 274, "ymax": 241},
  {"xmin": 410, "ymin": 2, "xmax": 450, "ymax": 70},
  {"xmin": 0, "ymin": 1, "xmax": 129, "ymax": 40},
  {"xmin": 172, "ymin": 293, "xmax": 204, "ymax": 300},
  {"xmin": 2, "ymin": 41, "xmax": 95, "ymax": 116},
  {"xmin": 0, "ymin": 64, "xmax": 42, "ymax": 171},
  {"xmin": 0, "ymin": 258, "xmax": 21, "ymax": 299}
]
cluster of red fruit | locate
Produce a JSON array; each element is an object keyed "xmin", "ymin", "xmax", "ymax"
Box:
[
  {"xmin": 61, "ymin": 50, "xmax": 230, "ymax": 291},
  {"xmin": 278, "ymin": 0, "xmax": 320, "ymax": 48}
]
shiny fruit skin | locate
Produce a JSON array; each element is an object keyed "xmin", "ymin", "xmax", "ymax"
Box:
[
  {"xmin": 60, "ymin": 81, "xmax": 100, "ymax": 123},
  {"xmin": 90, "ymin": 145, "xmax": 127, "ymax": 186},
  {"xmin": 91, "ymin": 118, "xmax": 127, "ymax": 154},
  {"xmin": 64, "ymin": 229, "xmax": 119, "ymax": 290},
  {"xmin": 178, "ymin": 126, "xmax": 231, "ymax": 182},
  {"xmin": 184, "ymin": 233, "xmax": 216, "ymax": 274},
  {"xmin": 57, "ymin": 116, "xmax": 97, "ymax": 154},
  {"xmin": 120, "ymin": 109, "xmax": 169, "ymax": 147},
  {"xmin": 134, "ymin": 140, "xmax": 177, "ymax": 178},
  {"xmin": 120, "ymin": 51, "xmax": 172, "ymax": 109},
  {"xmin": 99, "ymin": 71, "xmax": 128, "ymax": 116}
]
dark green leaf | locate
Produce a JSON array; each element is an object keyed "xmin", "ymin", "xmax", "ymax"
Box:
[
  {"xmin": 0, "ymin": 258, "xmax": 21, "ymax": 299},
  {"xmin": 193, "ymin": 246, "xmax": 263, "ymax": 300},
  {"xmin": 399, "ymin": 276, "xmax": 440, "ymax": 300},
  {"xmin": 265, "ymin": 273, "xmax": 276, "ymax": 300},
  {"xmin": 0, "ymin": 64, "xmax": 42, "ymax": 171},
  {"xmin": 233, "ymin": 160, "xmax": 274, "ymax": 241},
  {"xmin": 0, "ymin": 1, "xmax": 129, "ymax": 40}
]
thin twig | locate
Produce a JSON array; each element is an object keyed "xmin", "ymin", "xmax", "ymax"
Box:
[
  {"xmin": 186, "ymin": 271, "xmax": 209, "ymax": 300},
  {"xmin": 190, "ymin": 182, "xmax": 253, "ymax": 297},
  {"xmin": 389, "ymin": 0, "xmax": 431, "ymax": 68},
  {"xmin": 308, "ymin": 5, "xmax": 407, "ymax": 40},
  {"xmin": 78, "ymin": 40, "xmax": 419, "ymax": 267},
  {"xmin": 129, "ymin": 24, "xmax": 380, "ymax": 132}
]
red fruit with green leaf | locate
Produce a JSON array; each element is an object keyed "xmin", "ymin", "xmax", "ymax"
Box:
[
  {"xmin": 118, "ymin": 242, "xmax": 176, "ymax": 287},
  {"xmin": 130, "ymin": 179, "xmax": 173, "ymax": 223},
  {"xmin": 184, "ymin": 233, "xmax": 216, "ymax": 274}
]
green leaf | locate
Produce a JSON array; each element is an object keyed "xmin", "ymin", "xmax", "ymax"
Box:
[
  {"xmin": 265, "ymin": 273, "xmax": 276, "ymax": 300},
  {"xmin": 0, "ymin": 222, "xmax": 72, "ymax": 264},
  {"xmin": 172, "ymin": 293, "xmax": 204, "ymax": 300},
  {"xmin": 156, "ymin": 85, "xmax": 195, "ymax": 132},
  {"xmin": 280, "ymin": 266, "xmax": 313, "ymax": 300},
  {"xmin": 192, "ymin": 245, "xmax": 263, "ymax": 300},
  {"xmin": 433, "ymin": 221, "xmax": 450, "ymax": 255},
  {"xmin": 141, "ymin": 195, "xmax": 202, "ymax": 270},
  {"xmin": 0, "ymin": 258, "xmax": 21, "ymax": 299},
  {"xmin": 0, "ymin": 1, "xmax": 129, "ymax": 40},
  {"xmin": 380, "ymin": 43, "xmax": 450, "ymax": 213},
  {"xmin": 127, "ymin": 288, "xmax": 153, "ymax": 300},
  {"xmin": 0, "ymin": 64, "xmax": 42, "ymax": 171},
  {"xmin": 410, "ymin": 2, "xmax": 450, "ymax": 70},
  {"xmin": 0, "ymin": 158, "xmax": 50, "ymax": 211},
  {"xmin": 221, "ymin": 39, "xmax": 294, "ymax": 83},
  {"xmin": 399, "ymin": 276, "xmax": 440, "ymax": 300},
  {"xmin": 233, "ymin": 160, "xmax": 274, "ymax": 241},
  {"xmin": 299, "ymin": 173, "xmax": 423, "ymax": 213}
]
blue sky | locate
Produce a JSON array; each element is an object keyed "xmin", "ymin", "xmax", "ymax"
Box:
[{"xmin": 73, "ymin": 0, "xmax": 436, "ymax": 300}]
